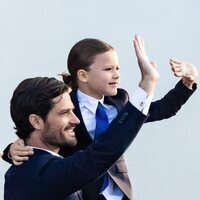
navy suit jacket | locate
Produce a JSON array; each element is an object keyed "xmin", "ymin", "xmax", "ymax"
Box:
[
  {"xmin": 4, "ymin": 102, "xmax": 147, "ymax": 200},
  {"xmin": 58, "ymin": 80, "xmax": 196, "ymax": 200}
]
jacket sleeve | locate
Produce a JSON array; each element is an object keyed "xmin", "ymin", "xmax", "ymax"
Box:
[
  {"xmin": 146, "ymin": 80, "xmax": 197, "ymax": 122},
  {"xmin": 40, "ymin": 102, "xmax": 147, "ymax": 198},
  {"xmin": 2, "ymin": 144, "xmax": 13, "ymax": 164}
]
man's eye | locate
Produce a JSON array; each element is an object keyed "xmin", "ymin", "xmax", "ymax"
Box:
[{"xmin": 60, "ymin": 110, "xmax": 70, "ymax": 115}]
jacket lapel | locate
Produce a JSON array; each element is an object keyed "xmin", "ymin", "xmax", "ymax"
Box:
[{"xmin": 70, "ymin": 90, "xmax": 93, "ymax": 147}]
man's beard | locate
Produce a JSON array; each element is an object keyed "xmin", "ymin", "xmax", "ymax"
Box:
[{"xmin": 42, "ymin": 124, "xmax": 77, "ymax": 149}]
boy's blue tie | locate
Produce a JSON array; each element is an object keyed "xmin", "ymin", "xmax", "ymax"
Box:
[{"xmin": 95, "ymin": 102, "xmax": 109, "ymax": 192}]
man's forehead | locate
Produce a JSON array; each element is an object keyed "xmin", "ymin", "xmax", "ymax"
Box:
[{"xmin": 52, "ymin": 92, "xmax": 74, "ymax": 109}]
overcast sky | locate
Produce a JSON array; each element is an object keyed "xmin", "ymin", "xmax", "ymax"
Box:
[{"xmin": 0, "ymin": 0, "xmax": 199, "ymax": 199}]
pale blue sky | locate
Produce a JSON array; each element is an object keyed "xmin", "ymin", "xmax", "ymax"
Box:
[{"xmin": 0, "ymin": 0, "xmax": 199, "ymax": 199}]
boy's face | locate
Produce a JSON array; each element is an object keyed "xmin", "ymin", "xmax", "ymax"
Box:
[
  {"xmin": 83, "ymin": 50, "xmax": 120, "ymax": 99},
  {"xmin": 41, "ymin": 92, "xmax": 80, "ymax": 150}
]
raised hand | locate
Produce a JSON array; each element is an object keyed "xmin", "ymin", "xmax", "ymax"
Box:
[
  {"xmin": 170, "ymin": 58, "xmax": 198, "ymax": 89},
  {"xmin": 9, "ymin": 139, "xmax": 34, "ymax": 166},
  {"xmin": 133, "ymin": 34, "xmax": 160, "ymax": 95}
]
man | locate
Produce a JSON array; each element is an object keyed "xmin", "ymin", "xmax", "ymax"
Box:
[{"xmin": 4, "ymin": 49, "xmax": 159, "ymax": 200}]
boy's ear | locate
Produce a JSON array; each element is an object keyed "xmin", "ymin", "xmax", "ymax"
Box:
[
  {"xmin": 77, "ymin": 69, "xmax": 88, "ymax": 83},
  {"xmin": 29, "ymin": 114, "xmax": 44, "ymax": 130}
]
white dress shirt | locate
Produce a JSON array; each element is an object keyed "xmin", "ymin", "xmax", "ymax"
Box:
[{"xmin": 77, "ymin": 88, "xmax": 153, "ymax": 200}]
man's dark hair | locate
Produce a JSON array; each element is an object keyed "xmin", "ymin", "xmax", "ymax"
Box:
[{"xmin": 10, "ymin": 77, "xmax": 69, "ymax": 139}]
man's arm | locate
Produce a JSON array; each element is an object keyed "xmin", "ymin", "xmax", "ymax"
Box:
[{"xmin": 39, "ymin": 102, "xmax": 147, "ymax": 198}]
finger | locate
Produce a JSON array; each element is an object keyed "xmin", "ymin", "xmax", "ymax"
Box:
[
  {"xmin": 172, "ymin": 66, "xmax": 182, "ymax": 72},
  {"xmin": 141, "ymin": 37, "xmax": 145, "ymax": 53},
  {"xmin": 10, "ymin": 139, "xmax": 25, "ymax": 152},
  {"xmin": 14, "ymin": 146, "xmax": 34, "ymax": 152},
  {"xmin": 169, "ymin": 60, "xmax": 179, "ymax": 67},
  {"xmin": 134, "ymin": 34, "xmax": 148, "ymax": 58},
  {"xmin": 134, "ymin": 35, "xmax": 143, "ymax": 55},
  {"xmin": 11, "ymin": 143, "xmax": 33, "ymax": 152},
  {"xmin": 170, "ymin": 62, "xmax": 181, "ymax": 72},
  {"xmin": 16, "ymin": 139, "xmax": 25, "ymax": 146},
  {"xmin": 12, "ymin": 149, "xmax": 34, "ymax": 157},
  {"xmin": 13, "ymin": 160, "xmax": 24, "ymax": 166},
  {"xmin": 0, "ymin": 151, "xmax": 3, "ymax": 157},
  {"xmin": 12, "ymin": 155, "xmax": 29, "ymax": 162},
  {"xmin": 173, "ymin": 71, "xmax": 183, "ymax": 77},
  {"xmin": 137, "ymin": 35, "xmax": 146, "ymax": 55},
  {"xmin": 10, "ymin": 143, "xmax": 34, "ymax": 159},
  {"xmin": 133, "ymin": 38, "xmax": 141, "ymax": 57},
  {"xmin": 170, "ymin": 58, "xmax": 182, "ymax": 65}
]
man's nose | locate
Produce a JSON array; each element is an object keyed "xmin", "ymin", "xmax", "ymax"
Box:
[{"xmin": 70, "ymin": 112, "xmax": 80, "ymax": 125}]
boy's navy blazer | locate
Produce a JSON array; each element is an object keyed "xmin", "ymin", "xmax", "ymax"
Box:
[{"xmin": 59, "ymin": 80, "xmax": 196, "ymax": 200}]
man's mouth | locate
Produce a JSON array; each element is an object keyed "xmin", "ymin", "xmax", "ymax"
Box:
[{"xmin": 65, "ymin": 127, "xmax": 76, "ymax": 136}]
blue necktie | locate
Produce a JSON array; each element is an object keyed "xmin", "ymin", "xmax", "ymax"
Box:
[{"xmin": 95, "ymin": 102, "xmax": 109, "ymax": 192}]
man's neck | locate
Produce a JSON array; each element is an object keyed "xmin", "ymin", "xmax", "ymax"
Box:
[{"xmin": 25, "ymin": 135, "xmax": 60, "ymax": 154}]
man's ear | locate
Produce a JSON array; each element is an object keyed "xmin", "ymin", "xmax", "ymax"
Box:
[
  {"xmin": 77, "ymin": 69, "xmax": 88, "ymax": 83},
  {"xmin": 29, "ymin": 114, "xmax": 44, "ymax": 130}
]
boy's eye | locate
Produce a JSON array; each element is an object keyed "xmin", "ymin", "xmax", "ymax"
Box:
[
  {"xmin": 104, "ymin": 68, "xmax": 112, "ymax": 71},
  {"xmin": 103, "ymin": 66, "xmax": 119, "ymax": 71}
]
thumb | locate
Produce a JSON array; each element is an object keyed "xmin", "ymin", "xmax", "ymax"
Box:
[
  {"xmin": 150, "ymin": 61, "xmax": 157, "ymax": 69},
  {"xmin": 16, "ymin": 139, "xmax": 25, "ymax": 147}
]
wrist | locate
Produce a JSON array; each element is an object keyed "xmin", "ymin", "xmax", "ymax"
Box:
[
  {"xmin": 139, "ymin": 79, "xmax": 157, "ymax": 96},
  {"xmin": 182, "ymin": 78, "xmax": 195, "ymax": 90}
]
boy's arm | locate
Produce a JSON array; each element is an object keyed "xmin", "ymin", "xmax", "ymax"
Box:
[
  {"xmin": 147, "ymin": 59, "xmax": 198, "ymax": 122},
  {"xmin": 2, "ymin": 144, "xmax": 12, "ymax": 164},
  {"xmin": 2, "ymin": 139, "xmax": 33, "ymax": 165}
]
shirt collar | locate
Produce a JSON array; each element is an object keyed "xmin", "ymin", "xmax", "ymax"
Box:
[
  {"xmin": 77, "ymin": 89, "xmax": 108, "ymax": 114},
  {"xmin": 28, "ymin": 146, "xmax": 62, "ymax": 157}
]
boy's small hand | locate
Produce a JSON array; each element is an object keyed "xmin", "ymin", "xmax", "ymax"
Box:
[
  {"xmin": 170, "ymin": 58, "xmax": 198, "ymax": 89},
  {"xmin": 10, "ymin": 139, "xmax": 34, "ymax": 166},
  {"xmin": 133, "ymin": 34, "xmax": 159, "ymax": 95}
]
